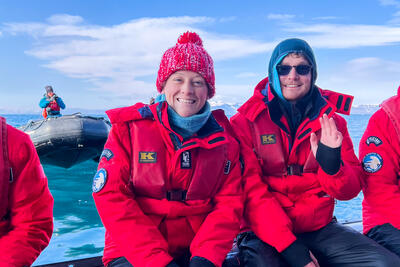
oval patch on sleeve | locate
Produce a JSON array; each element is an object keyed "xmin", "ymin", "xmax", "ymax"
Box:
[
  {"xmin": 362, "ymin": 153, "xmax": 383, "ymax": 173},
  {"xmin": 92, "ymin": 168, "xmax": 107, "ymax": 193}
]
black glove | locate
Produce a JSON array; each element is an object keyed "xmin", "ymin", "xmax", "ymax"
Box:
[
  {"xmin": 316, "ymin": 141, "xmax": 342, "ymax": 175},
  {"xmin": 166, "ymin": 260, "xmax": 180, "ymax": 267},
  {"xmin": 189, "ymin": 257, "xmax": 215, "ymax": 267}
]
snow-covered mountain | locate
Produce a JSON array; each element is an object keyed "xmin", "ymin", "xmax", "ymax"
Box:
[
  {"xmin": 210, "ymin": 103, "xmax": 241, "ymax": 118},
  {"xmin": 351, "ymin": 104, "xmax": 379, "ymax": 115}
]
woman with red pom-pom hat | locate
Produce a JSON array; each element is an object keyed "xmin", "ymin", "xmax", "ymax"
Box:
[{"xmin": 92, "ymin": 31, "xmax": 243, "ymax": 267}]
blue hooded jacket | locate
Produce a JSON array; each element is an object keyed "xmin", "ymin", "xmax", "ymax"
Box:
[
  {"xmin": 265, "ymin": 38, "xmax": 325, "ymax": 136},
  {"xmin": 268, "ymin": 38, "xmax": 317, "ymax": 102}
]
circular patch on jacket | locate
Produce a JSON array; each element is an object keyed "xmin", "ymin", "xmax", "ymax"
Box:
[
  {"xmin": 92, "ymin": 168, "xmax": 107, "ymax": 193},
  {"xmin": 362, "ymin": 153, "xmax": 383, "ymax": 173}
]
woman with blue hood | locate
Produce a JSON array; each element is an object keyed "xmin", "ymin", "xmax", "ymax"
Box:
[{"xmin": 230, "ymin": 38, "xmax": 400, "ymax": 267}]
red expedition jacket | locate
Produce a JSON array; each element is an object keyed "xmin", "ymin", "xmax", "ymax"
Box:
[
  {"xmin": 0, "ymin": 117, "xmax": 53, "ymax": 266},
  {"xmin": 93, "ymin": 102, "xmax": 243, "ymax": 267},
  {"xmin": 230, "ymin": 77, "xmax": 362, "ymax": 252},
  {"xmin": 360, "ymin": 85, "xmax": 400, "ymax": 234}
]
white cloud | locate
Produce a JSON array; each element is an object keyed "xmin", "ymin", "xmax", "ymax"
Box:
[
  {"xmin": 312, "ymin": 16, "xmax": 340, "ymax": 21},
  {"xmin": 285, "ymin": 23, "xmax": 400, "ymax": 48},
  {"xmin": 379, "ymin": 0, "xmax": 400, "ymax": 8},
  {"xmin": 4, "ymin": 14, "xmax": 400, "ymax": 106},
  {"xmin": 389, "ymin": 10, "xmax": 400, "ymax": 24},
  {"xmin": 319, "ymin": 57, "xmax": 400, "ymax": 105},
  {"xmin": 206, "ymin": 36, "xmax": 273, "ymax": 60},
  {"xmin": 88, "ymin": 77, "xmax": 156, "ymax": 104},
  {"xmin": 4, "ymin": 22, "xmax": 45, "ymax": 37},
  {"xmin": 378, "ymin": 0, "xmax": 400, "ymax": 24},
  {"xmin": 267, "ymin": 14, "xmax": 296, "ymax": 20},
  {"xmin": 346, "ymin": 57, "xmax": 400, "ymax": 74},
  {"xmin": 47, "ymin": 14, "xmax": 84, "ymax": 25},
  {"xmin": 2, "ymin": 15, "xmax": 273, "ymax": 101}
]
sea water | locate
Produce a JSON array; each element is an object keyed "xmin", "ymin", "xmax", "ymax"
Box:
[{"xmin": 2, "ymin": 113, "xmax": 371, "ymax": 265}]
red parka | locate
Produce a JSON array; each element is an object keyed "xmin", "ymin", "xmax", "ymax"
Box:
[
  {"xmin": 0, "ymin": 117, "xmax": 53, "ymax": 266},
  {"xmin": 93, "ymin": 102, "xmax": 243, "ymax": 267},
  {"xmin": 360, "ymin": 85, "xmax": 400, "ymax": 234},
  {"xmin": 230, "ymin": 78, "xmax": 362, "ymax": 253}
]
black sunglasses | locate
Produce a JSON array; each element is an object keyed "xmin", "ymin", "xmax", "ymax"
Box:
[{"xmin": 276, "ymin": 64, "xmax": 312, "ymax": 76}]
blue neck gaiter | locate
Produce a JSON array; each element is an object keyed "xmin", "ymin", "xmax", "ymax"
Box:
[
  {"xmin": 155, "ymin": 94, "xmax": 212, "ymax": 138},
  {"xmin": 167, "ymin": 100, "xmax": 211, "ymax": 139}
]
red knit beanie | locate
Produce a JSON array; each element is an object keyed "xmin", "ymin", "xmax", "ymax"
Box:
[{"xmin": 156, "ymin": 31, "xmax": 215, "ymax": 98}]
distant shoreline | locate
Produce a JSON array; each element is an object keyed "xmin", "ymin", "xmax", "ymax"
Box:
[{"xmin": 0, "ymin": 104, "xmax": 380, "ymax": 116}]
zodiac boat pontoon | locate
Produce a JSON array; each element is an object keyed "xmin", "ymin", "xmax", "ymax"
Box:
[{"xmin": 20, "ymin": 113, "xmax": 110, "ymax": 168}]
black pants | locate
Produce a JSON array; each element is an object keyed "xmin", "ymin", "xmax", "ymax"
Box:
[
  {"xmin": 108, "ymin": 251, "xmax": 238, "ymax": 267},
  {"xmin": 367, "ymin": 223, "xmax": 400, "ymax": 258},
  {"xmin": 108, "ymin": 257, "xmax": 194, "ymax": 267},
  {"xmin": 237, "ymin": 221, "xmax": 400, "ymax": 267}
]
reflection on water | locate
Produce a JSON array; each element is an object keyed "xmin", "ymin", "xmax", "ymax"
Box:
[
  {"xmin": 2, "ymin": 113, "xmax": 372, "ymax": 265},
  {"xmin": 46, "ymin": 161, "xmax": 102, "ymax": 231}
]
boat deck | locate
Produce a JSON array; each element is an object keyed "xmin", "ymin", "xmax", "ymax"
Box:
[{"xmin": 34, "ymin": 221, "xmax": 362, "ymax": 267}]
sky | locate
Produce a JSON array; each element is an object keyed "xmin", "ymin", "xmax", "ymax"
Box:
[{"xmin": 1, "ymin": 0, "xmax": 400, "ymax": 113}]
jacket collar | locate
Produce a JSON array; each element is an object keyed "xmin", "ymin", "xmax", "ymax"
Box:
[
  {"xmin": 238, "ymin": 76, "xmax": 354, "ymax": 124},
  {"xmin": 237, "ymin": 77, "xmax": 270, "ymax": 122},
  {"xmin": 150, "ymin": 102, "xmax": 227, "ymax": 151}
]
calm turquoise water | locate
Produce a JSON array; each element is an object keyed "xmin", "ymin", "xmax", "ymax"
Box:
[{"xmin": 2, "ymin": 113, "xmax": 371, "ymax": 265}]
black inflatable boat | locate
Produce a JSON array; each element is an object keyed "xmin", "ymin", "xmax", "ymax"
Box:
[{"xmin": 20, "ymin": 113, "xmax": 110, "ymax": 168}]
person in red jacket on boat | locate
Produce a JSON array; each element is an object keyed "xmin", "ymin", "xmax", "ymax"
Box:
[
  {"xmin": 230, "ymin": 38, "xmax": 400, "ymax": 267},
  {"xmin": 39, "ymin": 85, "xmax": 66, "ymax": 118},
  {"xmin": 359, "ymin": 85, "xmax": 400, "ymax": 258},
  {"xmin": 92, "ymin": 31, "xmax": 243, "ymax": 267},
  {"xmin": 0, "ymin": 116, "xmax": 54, "ymax": 266}
]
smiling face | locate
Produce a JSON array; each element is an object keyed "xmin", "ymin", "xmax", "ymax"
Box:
[
  {"xmin": 278, "ymin": 53, "xmax": 312, "ymax": 102},
  {"xmin": 162, "ymin": 70, "xmax": 209, "ymax": 117}
]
